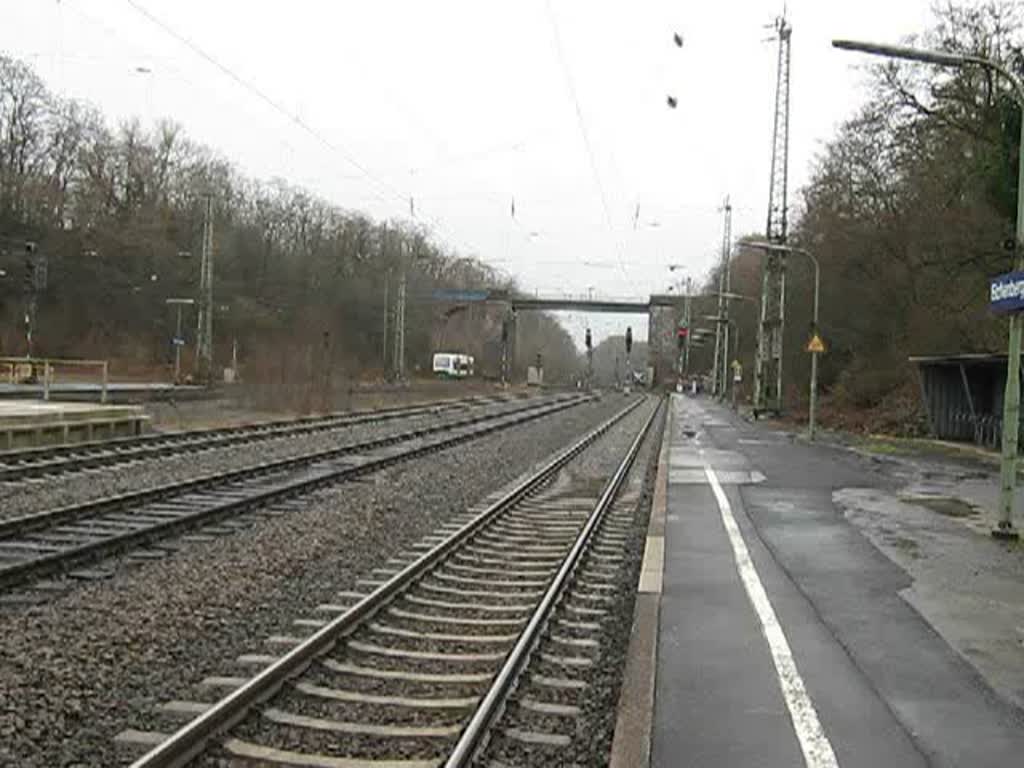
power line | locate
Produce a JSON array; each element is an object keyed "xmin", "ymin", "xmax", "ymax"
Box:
[
  {"xmin": 125, "ymin": 1, "xmax": 401, "ymax": 208},
  {"xmin": 544, "ymin": 0, "xmax": 637, "ymax": 292},
  {"xmin": 123, "ymin": 0, "xmax": 482, "ymax": 259}
]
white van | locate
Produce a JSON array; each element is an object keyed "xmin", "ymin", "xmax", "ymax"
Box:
[{"xmin": 433, "ymin": 353, "xmax": 474, "ymax": 378}]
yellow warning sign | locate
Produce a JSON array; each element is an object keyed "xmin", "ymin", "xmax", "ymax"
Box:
[{"xmin": 806, "ymin": 334, "xmax": 826, "ymax": 354}]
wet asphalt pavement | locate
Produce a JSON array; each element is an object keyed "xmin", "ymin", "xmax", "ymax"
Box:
[{"xmin": 652, "ymin": 395, "xmax": 1024, "ymax": 768}]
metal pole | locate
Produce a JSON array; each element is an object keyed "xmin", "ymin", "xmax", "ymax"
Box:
[
  {"xmin": 394, "ymin": 268, "xmax": 407, "ymax": 381},
  {"xmin": 683, "ymin": 278, "xmax": 692, "ymax": 374},
  {"xmin": 195, "ymin": 193, "xmax": 214, "ymax": 383},
  {"xmin": 713, "ymin": 199, "xmax": 731, "ymax": 396},
  {"xmin": 25, "ymin": 296, "xmax": 35, "ymax": 359},
  {"xmin": 721, "ymin": 321, "xmax": 730, "ymax": 402},
  {"xmin": 173, "ymin": 304, "xmax": 183, "ymax": 384},
  {"xmin": 729, "ymin": 324, "xmax": 737, "ymax": 410},
  {"xmin": 996, "ymin": 110, "xmax": 1024, "ymax": 539},
  {"xmin": 712, "ymin": 286, "xmax": 723, "ymax": 394},
  {"xmin": 808, "ymin": 253, "xmax": 820, "ymax": 440},
  {"xmin": 382, "ymin": 269, "xmax": 390, "ymax": 371}
]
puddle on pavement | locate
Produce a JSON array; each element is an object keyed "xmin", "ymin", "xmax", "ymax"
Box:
[
  {"xmin": 902, "ymin": 495, "xmax": 980, "ymax": 518},
  {"xmin": 886, "ymin": 535, "xmax": 923, "ymax": 558}
]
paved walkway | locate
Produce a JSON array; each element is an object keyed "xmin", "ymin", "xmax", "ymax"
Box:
[{"xmin": 651, "ymin": 395, "xmax": 1024, "ymax": 768}]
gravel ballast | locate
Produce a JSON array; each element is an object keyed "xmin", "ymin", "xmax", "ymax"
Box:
[
  {"xmin": 202, "ymin": 397, "xmax": 661, "ymax": 765},
  {"xmin": 0, "ymin": 393, "xmax": 641, "ymax": 768}
]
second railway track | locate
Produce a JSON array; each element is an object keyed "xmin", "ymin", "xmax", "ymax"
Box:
[
  {"xmin": 0, "ymin": 392, "xmax": 534, "ymax": 484},
  {"xmin": 121, "ymin": 394, "xmax": 662, "ymax": 768},
  {"xmin": 0, "ymin": 392, "xmax": 591, "ymax": 593}
]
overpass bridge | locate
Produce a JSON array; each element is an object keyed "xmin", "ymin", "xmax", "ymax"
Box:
[
  {"xmin": 427, "ymin": 290, "xmax": 687, "ymax": 384},
  {"xmin": 429, "ymin": 290, "xmax": 679, "ymax": 313},
  {"xmin": 506, "ymin": 294, "xmax": 678, "ymax": 313}
]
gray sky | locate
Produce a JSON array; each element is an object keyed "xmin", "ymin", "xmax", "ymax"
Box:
[{"xmin": 3, "ymin": 0, "xmax": 936, "ymax": 345}]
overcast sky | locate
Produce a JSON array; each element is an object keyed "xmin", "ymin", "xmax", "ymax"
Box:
[{"xmin": 3, "ymin": 0, "xmax": 937, "ymax": 345}]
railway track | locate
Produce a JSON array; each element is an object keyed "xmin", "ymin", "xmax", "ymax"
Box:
[
  {"xmin": 123, "ymin": 394, "xmax": 661, "ymax": 768},
  {"xmin": 0, "ymin": 392, "xmax": 533, "ymax": 484},
  {"xmin": 0, "ymin": 393, "xmax": 590, "ymax": 593}
]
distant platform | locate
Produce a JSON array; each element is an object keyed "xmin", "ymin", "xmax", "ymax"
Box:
[
  {"xmin": 0, "ymin": 382, "xmax": 207, "ymax": 403},
  {"xmin": 0, "ymin": 400, "xmax": 149, "ymax": 451}
]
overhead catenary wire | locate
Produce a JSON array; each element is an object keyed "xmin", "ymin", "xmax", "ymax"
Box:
[
  {"xmin": 123, "ymin": 0, "xmax": 483, "ymax": 261},
  {"xmin": 124, "ymin": 1, "xmax": 399, "ymax": 208},
  {"xmin": 543, "ymin": 0, "xmax": 640, "ymax": 294}
]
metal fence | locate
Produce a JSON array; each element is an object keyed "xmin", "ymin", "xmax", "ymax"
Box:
[{"xmin": 0, "ymin": 357, "xmax": 109, "ymax": 403}]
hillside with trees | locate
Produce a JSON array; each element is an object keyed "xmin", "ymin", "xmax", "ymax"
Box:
[
  {"xmin": 0, "ymin": 53, "xmax": 578, "ymax": 398},
  {"xmin": 702, "ymin": 2, "xmax": 1024, "ymax": 432}
]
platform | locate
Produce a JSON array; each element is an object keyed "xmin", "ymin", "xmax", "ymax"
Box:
[
  {"xmin": 611, "ymin": 395, "xmax": 1024, "ymax": 768},
  {"xmin": 0, "ymin": 399, "xmax": 149, "ymax": 450},
  {"xmin": 0, "ymin": 382, "xmax": 207, "ymax": 403}
]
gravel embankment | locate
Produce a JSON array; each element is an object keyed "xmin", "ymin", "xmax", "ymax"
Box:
[
  {"xmin": 0, "ymin": 393, "xmax": 641, "ymax": 768},
  {"xmin": 0, "ymin": 395, "xmax": 558, "ymax": 521}
]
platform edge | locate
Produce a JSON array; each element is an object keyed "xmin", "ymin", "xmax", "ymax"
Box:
[{"xmin": 608, "ymin": 395, "xmax": 672, "ymax": 768}]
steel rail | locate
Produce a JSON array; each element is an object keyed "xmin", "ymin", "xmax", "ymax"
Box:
[
  {"xmin": 0, "ymin": 393, "xmax": 529, "ymax": 482},
  {"xmin": 0, "ymin": 395, "xmax": 591, "ymax": 592},
  {"xmin": 0, "ymin": 393, "xmax": 583, "ymax": 541},
  {"xmin": 444, "ymin": 396, "xmax": 663, "ymax": 766},
  {"xmin": 127, "ymin": 396, "xmax": 648, "ymax": 768},
  {"xmin": 0, "ymin": 392, "xmax": 516, "ymax": 459}
]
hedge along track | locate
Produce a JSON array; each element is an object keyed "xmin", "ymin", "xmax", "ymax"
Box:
[
  {"xmin": 0, "ymin": 392, "xmax": 536, "ymax": 484},
  {"xmin": 124, "ymin": 394, "xmax": 662, "ymax": 768},
  {"xmin": 0, "ymin": 393, "xmax": 592, "ymax": 593}
]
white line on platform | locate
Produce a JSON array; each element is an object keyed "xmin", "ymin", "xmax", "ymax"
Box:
[{"xmin": 705, "ymin": 466, "xmax": 840, "ymax": 768}]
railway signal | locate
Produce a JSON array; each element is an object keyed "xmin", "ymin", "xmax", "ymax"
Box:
[
  {"xmin": 624, "ymin": 327, "xmax": 634, "ymax": 390},
  {"xmin": 585, "ymin": 328, "xmax": 593, "ymax": 387},
  {"xmin": 23, "ymin": 242, "xmax": 36, "ymax": 293},
  {"xmin": 22, "ymin": 242, "xmax": 42, "ymax": 357}
]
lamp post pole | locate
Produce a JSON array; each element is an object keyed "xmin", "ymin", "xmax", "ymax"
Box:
[
  {"xmin": 833, "ymin": 38, "xmax": 1023, "ymax": 539},
  {"xmin": 809, "ymin": 254, "xmax": 820, "ymax": 439}
]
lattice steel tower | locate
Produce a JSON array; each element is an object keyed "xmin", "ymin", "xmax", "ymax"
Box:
[{"xmin": 753, "ymin": 16, "xmax": 792, "ymax": 416}]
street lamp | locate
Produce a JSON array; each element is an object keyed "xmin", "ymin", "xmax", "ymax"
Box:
[
  {"xmin": 833, "ymin": 37, "xmax": 1021, "ymax": 539},
  {"xmin": 743, "ymin": 241, "xmax": 821, "ymax": 439}
]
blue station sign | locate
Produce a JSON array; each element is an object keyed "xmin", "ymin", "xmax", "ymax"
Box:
[{"xmin": 990, "ymin": 271, "xmax": 1024, "ymax": 314}]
